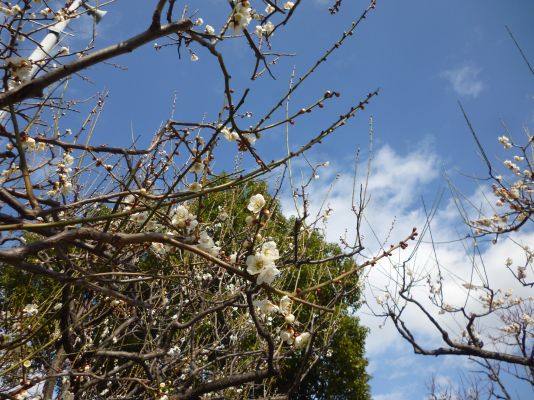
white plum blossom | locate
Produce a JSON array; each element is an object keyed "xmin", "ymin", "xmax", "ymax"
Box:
[
  {"xmin": 230, "ymin": 1, "xmax": 252, "ymax": 31},
  {"xmin": 256, "ymin": 21, "xmax": 275, "ymax": 37},
  {"xmin": 122, "ymin": 194, "xmax": 136, "ymax": 210},
  {"xmin": 190, "ymin": 53, "xmax": 199, "ymax": 62},
  {"xmin": 172, "ymin": 205, "xmax": 190, "ymax": 226},
  {"xmin": 246, "ymin": 252, "xmax": 280, "ymax": 285},
  {"xmin": 263, "ymin": 21, "xmax": 275, "ymax": 34},
  {"xmin": 265, "ymin": 4, "xmax": 275, "ymax": 13},
  {"xmin": 246, "ymin": 253, "xmax": 272, "ymax": 275},
  {"xmin": 198, "ymin": 231, "xmax": 214, "ymax": 251},
  {"xmin": 60, "ymin": 180, "xmax": 73, "ymax": 195},
  {"xmin": 522, "ymin": 314, "xmax": 534, "ymax": 325},
  {"xmin": 261, "ymin": 241, "xmax": 279, "ymax": 260},
  {"xmin": 256, "ymin": 266, "xmax": 280, "ymax": 285},
  {"xmin": 151, "ymin": 242, "xmax": 166, "ymax": 256},
  {"xmin": 247, "ymin": 194, "xmax": 266, "ymax": 213},
  {"xmin": 190, "ymin": 161, "xmax": 204, "ymax": 174},
  {"xmin": 64, "ymin": 153, "xmax": 74, "ymax": 165},
  {"xmin": 22, "ymin": 304, "xmax": 38, "ymax": 317},
  {"xmin": 1, "ymin": 4, "xmax": 22, "ymax": 16},
  {"xmin": 284, "ymin": 313, "xmax": 295, "ymax": 324},
  {"xmin": 171, "ymin": 205, "xmax": 198, "ymax": 231},
  {"xmin": 242, "ymin": 132, "xmax": 257, "ymax": 145},
  {"xmin": 189, "ymin": 182, "xmax": 202, "ymax": 192},
  {"xmin": 5, "ymin": 57, "xmax": 31, "ymax": 82},
  {"xmin": 221, "ymin": 126, "xmax": 239, "ymax": 141},
  {"xmin": 498, "ymin": 135, "xmax": 512, "ymax": 149},
  {"xmin": 22, "ymin": 137, "xmax": 36, "ymax": 152},
  {"xmin": 131, "ymin": 212, "xmax": 148, "ymax": 225},
  {"xmin": 205, "ymin": 25, "xmax": 215, "ymax": 35},
  {"xmin": 195, "ymin": 17, "xmax": 204, "ymax": 26},
  {"xmin": 283, "ymin": 2, "xmax": 295, "ymax": 10},
  {"xmin": 197, "ymin": 231, "xmax": 220, "ymax": 256},
  {"xmin": 37, "ymin": 142, "xmax": 46, "ymax": 152},
  {"xmin": 253, "ymin": 299, "xmax": 279, "ymax": 315},
  {"xmin": 280, "ymin": 329, "xmax": 294, "ymax": 344},
  {"xmin": 279, "ymin": 295, "xmax": 291, "ymax": 316},
  {"xmin": 40, "ymin": 7, "xmax": 51, "ymax": 17},
  {"xmin": 504, "ymin": 160, "xmax": 521, "ymax": 174},
  {"xmin": 255, "ymin": 25, "xmax": 263, "ymax": 37},
  {"xmin": 294, "ymin": 332, "xmax": 311, "ymax": 349}
]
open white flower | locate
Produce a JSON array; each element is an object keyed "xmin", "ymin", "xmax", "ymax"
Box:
[
  {"xmin": 122, "ymin": 194, "xmax": 136, "ymax": 210},
  {"xmin": 221, "ymin": 126, "xmax": 239, "ymax": 141},
  {"xmin": 190, "ymin": 161, "xmax": 204, "ymax": 174},
  {"xmin": 255, "ymin": 25, "xmax": 263, "ymax": 37},
  {"xmin": 5, "ymin": 57, "xmax": 31, "ymax": 81},
  {"xmin": 198, "ymin": 230, "xmax": 214, "ymax": 247},
  {"xmin": 60, "ymin": 181, "xmax": 73, "ymax": 195},
  {"xmin": 247, "ymin": 194, "xmax": 266, "ymax": 213},
  {"xmin": 253, "ymin": 299, "xmax": 279, "ymax": 315},
  {"xmin": 498, "ymin": 135, "xmax": 512, "ymax": 149},
  {"xmin": 255, "ymin": 21, "xmax": 275, "ymax": 37},
  {"xmin": 172, "ymin": 205, "xmax": 189, "ymax": 223},
  {"xmin": 64, "ymin": 153, "xmax": 74, "ymax": 165},
  {"xmin": 256, "ymin": 264, "xmax": 280, "ymax": 285},
  {"xmin": 279, "ymin": 295, "xmax": 292, "ymax": 316},
  {"xmin": 242, "ymin": 133, "xmax": 257, "ymax": 145},
  {"xmin": 280, "ymin": 329, "xmax": 294, "ymax": 344},
  {"xmin": 131, "ymin": 212, "xmax": 148, "ymax": 225},
  {"xmin": 246, "ymin": 253, "xmax": 280, "ymax": 285},
  {"xmin": 294, "ymin": 332, "xmax": 311, "ymax": 349},
  {"xmin": 151, "ymin": 242, "xmax": 166, "ymax": 256},
  {"xmin": 189, "ymin": 182, "xmax": 202, "ymax": 192},
  {"xmin": 22, "ymin": 304, "xmax": 38, "ymax": 317},
  {"xmin": 205, "ymin": 25, "xmax": 215, "ymax": 35},
  {"xmin": 261, "ymin": 241, "xmax": 279, "ymax": 260},
  {"xmin": 230, "ymin": 1, "xmax": 252, "ymax": 31},
  {"xmin": 246, "ymin": 253, "xmax": 274, "ymax": 275},
  {"xmin": 283, "ymin": 2, "xmax": 295, "ymax": 10},
  {"xmin": 171, "ymin": 205, "xmax": 197, "ymax": 229},
  {"xmin": 22, "ymin": 137, "xmax": 36, "ymax": 151},
  {"xmin": 198, "ymin": 231, "xmax": 218, "ymax": 256}
]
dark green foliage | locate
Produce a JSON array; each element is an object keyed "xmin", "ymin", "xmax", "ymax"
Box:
[{"xmin": 291, "ymin": 316, "xmax": 371, "ymax": 399}]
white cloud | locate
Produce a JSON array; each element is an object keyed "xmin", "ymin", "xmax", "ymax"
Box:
[
  {"xmin": 374, "ymin": 391, "xmax": 406, "ymax": 400},
  {"xmin": 281, "ymin": 144, "xmax": 534, "ymax": 395},
  {"xmin": 441, "ymin": 66, "xmax": 485, "ymax": 98}
]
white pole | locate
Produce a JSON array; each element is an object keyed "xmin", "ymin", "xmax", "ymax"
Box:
[
  {"xmin": 27, "ymin": 0, "xmax": 84, "ymax": 77},
  {"xmin": 1, "ymin": 1, "xmax": 107, "ymax": 121}
]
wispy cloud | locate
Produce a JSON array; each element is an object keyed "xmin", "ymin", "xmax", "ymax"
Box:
[
  {"xmin": 441, "ymin": 66, "xmax": 485, "ymax": 98},
  {"xmin": 374, "ymin": 389, "xmax": 411, "ymax": 400},
  {"xmin": 281, "ymin": 144, "xmax": 534, "ymax": 397}
]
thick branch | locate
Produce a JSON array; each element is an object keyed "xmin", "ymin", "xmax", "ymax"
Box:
[{"xmin": 0, "ymin": 20, "xmax": 193, "ymax": 109}]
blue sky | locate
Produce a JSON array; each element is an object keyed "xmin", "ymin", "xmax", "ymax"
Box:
[{"xmin": 41, "ymin": 0, "xmax": 534, "ymax": 398}]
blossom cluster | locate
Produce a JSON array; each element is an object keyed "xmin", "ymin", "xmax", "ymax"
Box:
[
  {"xmin": 253, "ymin": 295, "xmax": 311, "ymax": 350},
  {"xmin": 246, "ymin": 240, "xmax": 280, "ymax": 285},
  {"xmin": 471, "ymin": 134, "xmax": 532, "ymax": 234},
  {"xmin": 230, "ymin": 0, "xmax": 252, "ymax": 31},
  {"xmin": 47, "ymin": 152, "xmax": 75, "ymax": 197},
  {"xmin": 4, "ymin": 57, "xmax": 31, "ymax": 82}
]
